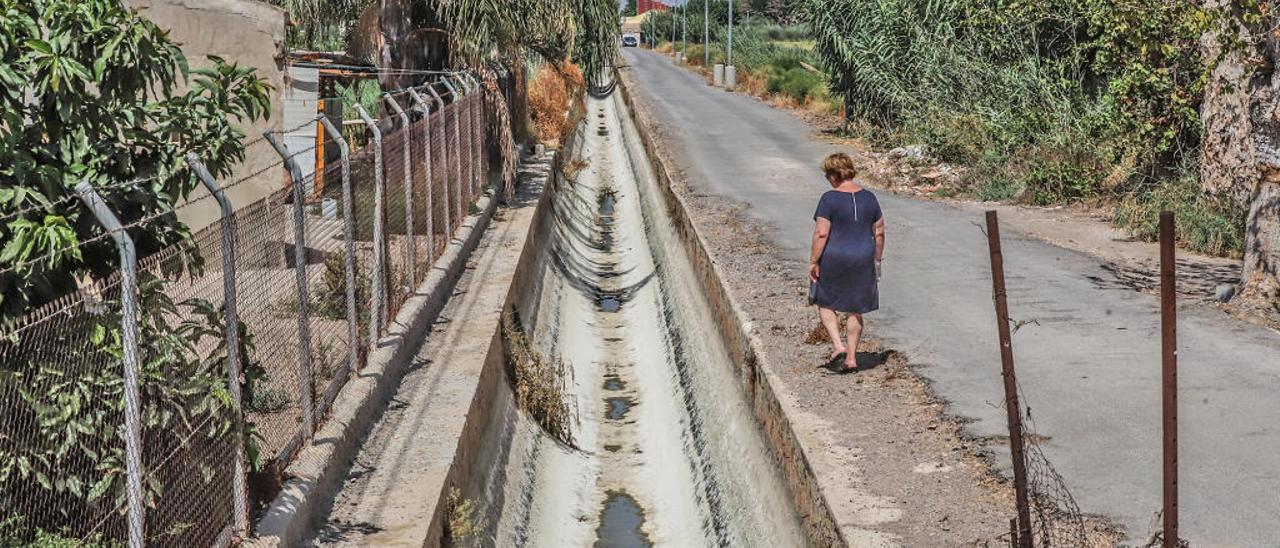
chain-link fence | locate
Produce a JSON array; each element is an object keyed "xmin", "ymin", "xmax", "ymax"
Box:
[{"xmin": 0, "ymin": 74, "xmax": 504, "ymax": 547}]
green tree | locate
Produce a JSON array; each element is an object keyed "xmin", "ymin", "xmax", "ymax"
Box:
[
  {"xmin": 272, "ymin": 0, "xmax": 373, "ymax": 50},
  {"xmin": 0, "ymin": 1, "xmax": 271, "ymax": 540},
  {"xmin": 0, "ymin": 0, "xmax": 271, "ymax": 323}
]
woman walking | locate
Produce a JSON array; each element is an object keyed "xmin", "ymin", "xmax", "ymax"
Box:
[{"xmin": 808, "ymin": 153, "xmax": 885, "ymax": 373}]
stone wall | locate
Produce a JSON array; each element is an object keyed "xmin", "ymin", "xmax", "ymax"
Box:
[{"xmin": 126, "ymin": 0, "xmax": 287, "ymax": 231}]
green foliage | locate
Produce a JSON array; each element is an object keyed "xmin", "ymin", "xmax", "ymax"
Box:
[
  {"xmin": 798, "ymin": 0, "xmax": 1263, "ymax": 255},
  {"xmin": 0, "ymin": 0, "xmax": 271, "ymax": 323},
  {"xmin": 335, "ymin": 78, "xmax": 383, "ymax": 121},
  {"xmin": 440, "ymin": 0, "xmax": 619, "ymax": 85},
  {"xmin": 315, "ymin": 249, "xmax": 370, "ymax": 323},
  {"xmin": 0, "ymin": 3, "xmax": 272, "ymax": 539},
  {"xmin": 1113, "ymin": 164, "xmax": 1248, "ymax": 257},
  {"xmin": 0, "ymin": 516, "xmax": 121, "ymax": 547},
  {"xmin": 766, "ymin": 67, "xmax": 823, "ymax": 102},
  {"xmin": 248, "ymin": 386, "xmax": 292, "ymax": 414},
  {"xmin": 0, "ymin": 275, "xmax": 266, "ymax": 537},
  {"xmin": 269, "ymin": 0, "xmax": 371, "ymax": 50}
]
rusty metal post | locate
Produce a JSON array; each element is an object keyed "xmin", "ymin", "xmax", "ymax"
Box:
[
  {"xmin": 1160, "ymin": 211, "xmax": 1179, "ymax": 548},
  {"xmin": 985, "ymin": 210, "xmax": 1032, "ymax": 548}
]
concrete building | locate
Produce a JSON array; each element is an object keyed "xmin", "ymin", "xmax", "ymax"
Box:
[{"xmin": 125, "ymin": 0, "xmax": 288, "ymax": 231}]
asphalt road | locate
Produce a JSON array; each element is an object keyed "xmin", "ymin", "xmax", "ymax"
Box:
[{"xmin": 621, "ymin": 47, "xmax": 1280, "ymax": 545}]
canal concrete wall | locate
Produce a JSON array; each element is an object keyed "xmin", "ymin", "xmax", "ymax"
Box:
[
  {"xmin": 423, "ymin": 82, "xmax": 845, "ymax": 544},
  {"xmin": 613, "ymin": 76, "xmax": 845, "ymax": 545}
]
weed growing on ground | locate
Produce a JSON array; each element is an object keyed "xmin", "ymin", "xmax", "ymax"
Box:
[
  {"xmin": 529, "ymin": 62, "xmax": 585, "ymax": 146},
  {"xmin": 501, "ymin": 307, "xmax": 576, "ymax": 447},
  {"xmin": 1112, "ymin": 166, "xmax": 1247, "ymax": 257},
  {"xmin": 443, "ymin": 487, "xmax": 485, "ymax": 545},
  {"xmin": 247, "ymin": 385, "xmax": 291, "ymax": 414}
]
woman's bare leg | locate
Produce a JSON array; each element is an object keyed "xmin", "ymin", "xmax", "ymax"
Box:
[
  {"xmin": 844, "ymin": 313, "xmax": 864, "ymax": 369},
  {"xmin": 819, "ymin": 307, "xmax": 846, "ymax": 358}
]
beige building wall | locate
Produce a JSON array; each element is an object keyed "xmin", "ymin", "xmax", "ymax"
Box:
[{"xmin": 126, "ymin": 0, "xmax": 288, "ymax": 231}]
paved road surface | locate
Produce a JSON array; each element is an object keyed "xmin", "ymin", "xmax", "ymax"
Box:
[{"xmin": 622, "ymin": 48, "xmax": 1280, "ymax": 545}]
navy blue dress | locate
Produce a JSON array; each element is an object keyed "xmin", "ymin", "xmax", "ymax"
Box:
[{"xmin": 813, "ymin": 189, "xmax": 881, "ymax": 314}]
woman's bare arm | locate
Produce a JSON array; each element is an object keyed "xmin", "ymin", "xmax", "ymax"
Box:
[
  {"xmin": 809, "ymin": 217, "xmax": 831, "ymax": 281},
  {"xmin": 874, "ymin": 217, "xmax": 886, "ymax": 262}
]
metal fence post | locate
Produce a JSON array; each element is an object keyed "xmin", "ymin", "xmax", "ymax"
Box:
[
  {"xmin": 460, "ymin": 74, "xmax": 481, "ymax": 198},
  {"xmin": 383, "ymin": 94, "xmax": 416, "ymax": 291},
  {"xmin": 469, "ymin": 74, "xmax": 487, "ymax": 195},
  {"xmin": 427, "ymin": 85, "xmax": 452, "ymax": 239},
  {"xmin": 74, "ymin": 182, "xmax": 146, "ymax": 548},
  {"xmin": 473, "ymin": 73, "xmax": 486, "ymax": 194},
  {"xmin": 408, "ymin": 88, "xmax": 436, "ymax": 266},
  {"xmin": 355, "ymin": 105, "xmax": 388, "ymax": 340},
  {"xmin": 184, "ymin": 155, "xmax": 250, "ymax": 537},
  {"xmin": 443, "ymin": 78, "xmax": 465, "ymax": 223},
  {"xmin": 985, "ymin": 210, "xmax": 1033, "ymax": 548},
  {"xmin": 316, "ymin": 116, "xmax": 360, "ymax": 374},
  {"xmin": 264, "ymin": 132, "xmax": 316, "ymax": 439},
  {"xmin": 1160, "ymin": 211, "xmax": 1179, "ymax": 548}
]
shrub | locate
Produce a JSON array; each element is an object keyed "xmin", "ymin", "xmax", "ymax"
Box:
[
  {"xmin": 1113, "ymin": 167, "xmax": 1248, "ymax": 257},
  {"xmin": 528, "ymin": 62, "xmax": 586, "ymax": 145},
  {"xmin": 765, "ymin": 67, "xmax": 824, "ymax": 103}
]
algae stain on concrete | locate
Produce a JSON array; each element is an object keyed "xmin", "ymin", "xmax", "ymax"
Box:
[{"xmin": 594, "ymin": 491, "xmax": 652, "ymax": 548}]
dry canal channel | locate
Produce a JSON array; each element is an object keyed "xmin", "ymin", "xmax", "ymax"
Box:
[{"xmin": 457, "ymin": 92, "xmax": 809, "ymax": 547}]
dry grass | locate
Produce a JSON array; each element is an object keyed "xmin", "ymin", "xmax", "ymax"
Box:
[
  {"xmin": 803, "ymin": 317, "xmax": 847, "ymax": 344},
  {"xmin": 528, "ymin": 62, "xmax": 586, "ymax": 146},
  {"xmin": 501, "ymin": 307, "xmax": 576, "ymax": 447},
  {"xmin": 561, "ymin": 158, "xmax": 589, "ymax": 182}
]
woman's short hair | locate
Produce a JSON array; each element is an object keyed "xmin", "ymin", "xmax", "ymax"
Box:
[{"xmin": 821, "ymin": 153, "xmax": 858, "ymax": 181}]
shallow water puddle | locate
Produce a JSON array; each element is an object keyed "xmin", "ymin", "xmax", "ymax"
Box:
[
  {"xmin": 594, "ymin": 491, "xmax": 652, "ymax": 548},
  {"xmin": 603, "ymin": 375, "xmax": 625, "ymax": 391},
  {"xmin": 605, "ymin": 397, "xmax": 633, "ymax": 420},
  {"xmin": 597, "ymin": 294, "xmax": 622, "ymax": 312}
]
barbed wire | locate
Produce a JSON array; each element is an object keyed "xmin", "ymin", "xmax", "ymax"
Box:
[
  {"xmin": 289, "ymin": 62, "xmax": 466, "ymax": 76},
  {"xmin": 0, "ymin": 79, "xmax": 475, "ymax": 281},
  {"xmin": 0, "ymin": 175, "xmax": 167, "ymax": 226}
]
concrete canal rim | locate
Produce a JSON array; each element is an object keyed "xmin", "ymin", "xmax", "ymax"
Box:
[{"xmin": 431, "ymin": 87, "xmax": 843, "ymax": 547}]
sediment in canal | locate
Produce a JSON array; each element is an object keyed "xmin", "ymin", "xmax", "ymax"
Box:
[{"xmin": 426, "ymin": 84, "xmax": 842, "ymax": 547}]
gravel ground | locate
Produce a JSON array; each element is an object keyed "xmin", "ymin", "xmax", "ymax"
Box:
[{"xmin": 672, "ymin": 184, "xmax": 1021, "ymax": 546}]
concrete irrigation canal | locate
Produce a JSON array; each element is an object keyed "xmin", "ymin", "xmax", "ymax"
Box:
[
  {"xmin": 293, "ymin": 87, "xmax": 837, "ymax": 548},
  {"xmin": 458, "ymin": 92, "xmax": 807, "ymax": 546}
]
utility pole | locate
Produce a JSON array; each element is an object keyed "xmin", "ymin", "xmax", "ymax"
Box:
[
  {"xmin": 704, "ymin": 0, "xmax": 710, "ymax": 67},
  {"xmin": 727, "ymin": 0, "xmax": 734, "ymax": 66},
  {"xmin": 671, "ymin": 5, "xmax": 677, "ymax": 51},
  {"xmin": 682, "ymin": 1, "xmax": 687, "ymax": 58}
]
